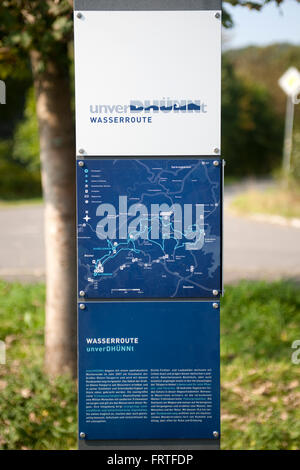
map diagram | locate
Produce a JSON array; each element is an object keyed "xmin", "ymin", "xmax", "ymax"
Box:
[{"xmin": 77, "ymin": 159, "xmax": 222, "ymax": 298}]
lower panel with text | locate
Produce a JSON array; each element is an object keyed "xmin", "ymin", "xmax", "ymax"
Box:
[{"xmin": 78, "ymin": 301, "xmax": 220, "ymax": 441}]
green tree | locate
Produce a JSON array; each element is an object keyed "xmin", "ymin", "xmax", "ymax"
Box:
[
  {"xmin": 0, "ymin": 77, "xmax": 41, "ymax": 199},
  {"xmin": 222, "ymin": 58, "xmax": 283, "ymax": 176},
  {"xmin": 223, "ymin": 0, "xmax": 300, "ymax": 27},
  {"xmin": 225, "ymin": 44, "xmax": 300, "ymax": 180},
  {"xmin": 0, "ymin": 1, "xmax": 76, "ymax": 377}
]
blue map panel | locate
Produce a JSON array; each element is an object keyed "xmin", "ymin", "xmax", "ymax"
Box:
[
  {"xmin": 78, "ymin": 301, "xmax": 220, "ymax": 441},
  {"xmin": 77, "ymin": 158, "xmax": 222, "ymax": 299}
]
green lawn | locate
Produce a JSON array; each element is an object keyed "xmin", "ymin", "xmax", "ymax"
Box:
[
  {"xmin": 0, "ymin": 282, "xmax": 76, "ymax": 450},
  {"xmin": 0, "ymin": 280, "xmax": 299, "ymax": 450},
  {"xmin": 0, "ymin": 198, "xmax": 43, "ymax": 208}
]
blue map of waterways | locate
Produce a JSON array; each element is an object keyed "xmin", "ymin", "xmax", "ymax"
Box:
[{"xmin": 77, "ymin": 158, "xmax": 222, "ymax": 299}]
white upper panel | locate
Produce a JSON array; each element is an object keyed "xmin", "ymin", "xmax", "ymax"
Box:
[{"xmin": 74, "ymin": 10, "xmax": 221, "ymax": 156}]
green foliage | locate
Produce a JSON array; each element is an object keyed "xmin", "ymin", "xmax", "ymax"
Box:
[
  {"xmin": 221, "ymin": 280, "xmax": 300, "ymax": 362},
  {"xmin": 0, "ymin": 65, "xmax": 40, "ymax": 199},
  {"xmin": 0, "ymin": 1, "xmax": 73, "ymax": 73},
  {"xmin": 0, "ymin": 281, "xmax": 77, "ymax": 450},
  {"xmin": 222, "ymin": 58, "xmax": 283, "ymax": 176},
  {"xmin": 0, "ymin": 87, "xmax": 41, "ymax": 199},
  {"xmin": 0, "ymin": 279, "xmax": 299, "ymax": 449},
  {"xmin": 231, "ymin": 185, "xmax": 300, "ymax": 219},
  {"xmin": 0, "ymin": 367, "xmax": 77, "ymax": 450},
  {"xmin": 0, "ymin": 72, "xmax": 31, "ymax": 138},
  {"xmin": 225, "ymin": 44, "xmax": 300, "ymax": 122},
  {"xmin": 0, "ymin": 281, "xmax": 45, "ymax": 338},
  {"xmin": 0, "ymin": 155, "xmax": 41, "ymax": 200},
  {"xmin": 12, "ymin": 88, "xmax": 40, "ymax": 171},
  {"xmin": 221, "ymin": 359, "xmax": 300, "ymax": 450},
  {"xmin": 223, "ymin": 0, "xmax": 300, "ymax": 28},
  {"xmin": 225, "ymin": 44, "xmax": 300, "ymax": 181}
]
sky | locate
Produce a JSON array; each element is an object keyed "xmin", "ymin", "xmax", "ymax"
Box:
[{"xmin": 224, "ymin": 0, "xmax": 300, "ymax": 50}]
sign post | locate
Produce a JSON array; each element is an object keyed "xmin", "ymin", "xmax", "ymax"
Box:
[
  {"xmin": 279, "ymin": 67, "xmax": 300, "ymax": 175},
  {"xmin": 0, "ymin": 80, "xmax": 5, "ymax": 105},
  {"xmin": 74, "ymin": 0, "xmax": 222, "ymax": 450}
]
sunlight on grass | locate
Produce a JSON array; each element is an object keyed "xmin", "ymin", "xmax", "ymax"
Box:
[
  {"xmin": 231, "ymin": 186, "xmax": 300, "ymax": 219},
  {"xmin": 221, "ymin": 280, "xmax": 300, "ymax": 450},
  {"xmin": 0, "ymin": 198, "xmax": 43, "ymax": 207}
]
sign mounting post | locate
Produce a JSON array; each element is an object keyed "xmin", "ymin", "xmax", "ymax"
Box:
[{"xmin": 279, "ymin": 67, "xmax": 300, "ymax": 175}]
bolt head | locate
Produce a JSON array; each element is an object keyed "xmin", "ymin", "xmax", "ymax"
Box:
[
  {"xmin": 213, "ymin": 302, "xmax": 219, "ymax": 309},
  {"xmin": 214, "ymin": 148, "xmax": 220, "ymax": 154},
  {"xmin": 213, "ymin": 431, "xmax": 219, "ymax": 438},
  {"xmin": 213, "ymin": 290, "xmax": 219, "ymax": 296},
  {"xmin": 213, "ymin": 160, "xmax": 219, "ymax": 167},
  {"xmin": 79, "ymin": 303, "xmax": 85, "ymax": 310},
  {"xmin": 78, "ymin": 148, "xmax": 85, "ymax": 154},
  {"xmin": 215, "ymin": 13, "xmax": 221, "ymax": 19},
  {"xmin": 77, "ymin": 12, "xmax": 83, "ymax": 19},
  {"xmin": 79, "ymin": 432, "xmax": 86, "ymax": 439},
  {"xmin": 78, "ymin": 161, "xmax": 84, "ymax": 167},
  {"xmin": 79, "ymin": 291, "xmax": 85, "ymax": 297}
]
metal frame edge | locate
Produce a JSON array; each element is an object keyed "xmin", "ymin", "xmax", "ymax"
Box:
[{"xmin": 74, "ymin": 0, "xmax": 222, "ymax": 12}]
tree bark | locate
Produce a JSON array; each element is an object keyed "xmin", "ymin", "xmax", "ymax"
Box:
[{"xmin": 30, "ymin": 49, "xmax": 77, "ymax": 377}]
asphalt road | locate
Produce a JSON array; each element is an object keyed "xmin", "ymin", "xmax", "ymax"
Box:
[
  {"xmin": 223, "ymin": 181, "xmax": 300, "ymax": 283},
  {"xmin": 0, "ymin": 204, "xmax": 45, "ymax": 282},
  {"xmin": 0, "ymin": 187, "xmax": 299, "ymax": 283}
]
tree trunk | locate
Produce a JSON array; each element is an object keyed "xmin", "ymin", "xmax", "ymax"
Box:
[{"xmin": 30, "ymin": 49, "xmax": 77, "ymax": 377}]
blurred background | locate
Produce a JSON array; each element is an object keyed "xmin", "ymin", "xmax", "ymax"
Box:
[{"xmin": 0, "ymin": 0, "xmax": 300, "ymax": 450}]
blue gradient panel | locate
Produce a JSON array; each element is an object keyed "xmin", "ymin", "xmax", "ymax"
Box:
[
  {"xmin": 78, "ymin": 301, "xmax": 220, "ymax": 440},
  {"xmin": 77, "ymin": 158, "xmax": 221, "ymax": 299}
]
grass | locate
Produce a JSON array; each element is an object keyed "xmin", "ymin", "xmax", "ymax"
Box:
[
  {"xmin": 231, "ymin": 186, "xmax": 300, "ymax": 219},
  {"xmin": 224, "ymin": 176, "xmax": 240, "ymax": 186},
  {"xmin": 0, "ymin": 198, "xmax": 43, "ymax": 208},
  {"xmin": 0, "ymin": 280, "xmax": 300, "ymax": 450},
  {"xmin": 0, "ymin": 282, "xmax": 76, "ymax": 450},
  {"xmin": 221, "ymin": 280, "xmax": 300, "ymax": 450}
]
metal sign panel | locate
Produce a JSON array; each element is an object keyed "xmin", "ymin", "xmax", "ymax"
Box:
[
  {"xmin": 73, "ymin": 9, "xmax": 221, "ymax": 156},
  {"xmin": 78, "ymin": 301, "xmax": 220, "ymax": 441},
  {"xmin": 77, "ymin": 158, "xmax": 222, "ymax": 299},
  {"xmin": 75, "ymin": 1, "xmax": 222, "ymax": 450}
]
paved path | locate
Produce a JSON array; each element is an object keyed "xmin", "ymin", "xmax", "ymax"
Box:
[
  {"xmin": 0, "ymin": 184, "xmax": 299, "ymax": 283},
  {"xmin": 224, "ymin": 210, "xmax": 300, "ymax": 283},
  {"xmin": 223, "ymin": 180, "xmax": 300, "ymax": 283},
  {"xmin": 0, "ymin": 204, "xmax": 45, "ymax": 282}
]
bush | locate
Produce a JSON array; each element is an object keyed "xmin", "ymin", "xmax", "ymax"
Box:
[
  {"xmin": 12, "ymin": 88, "xmax": 40, "ymax": 171},
  {"xmin": 221, "ymin": 280, "xmax": 300, "ymax": 450},
  {"xmin": 222, "ymin": 59, "xmax": 284, "ymax": 177},
  {"xmin": 0, "ymin": 88, "xmax": 41, "ymax": 200}
]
